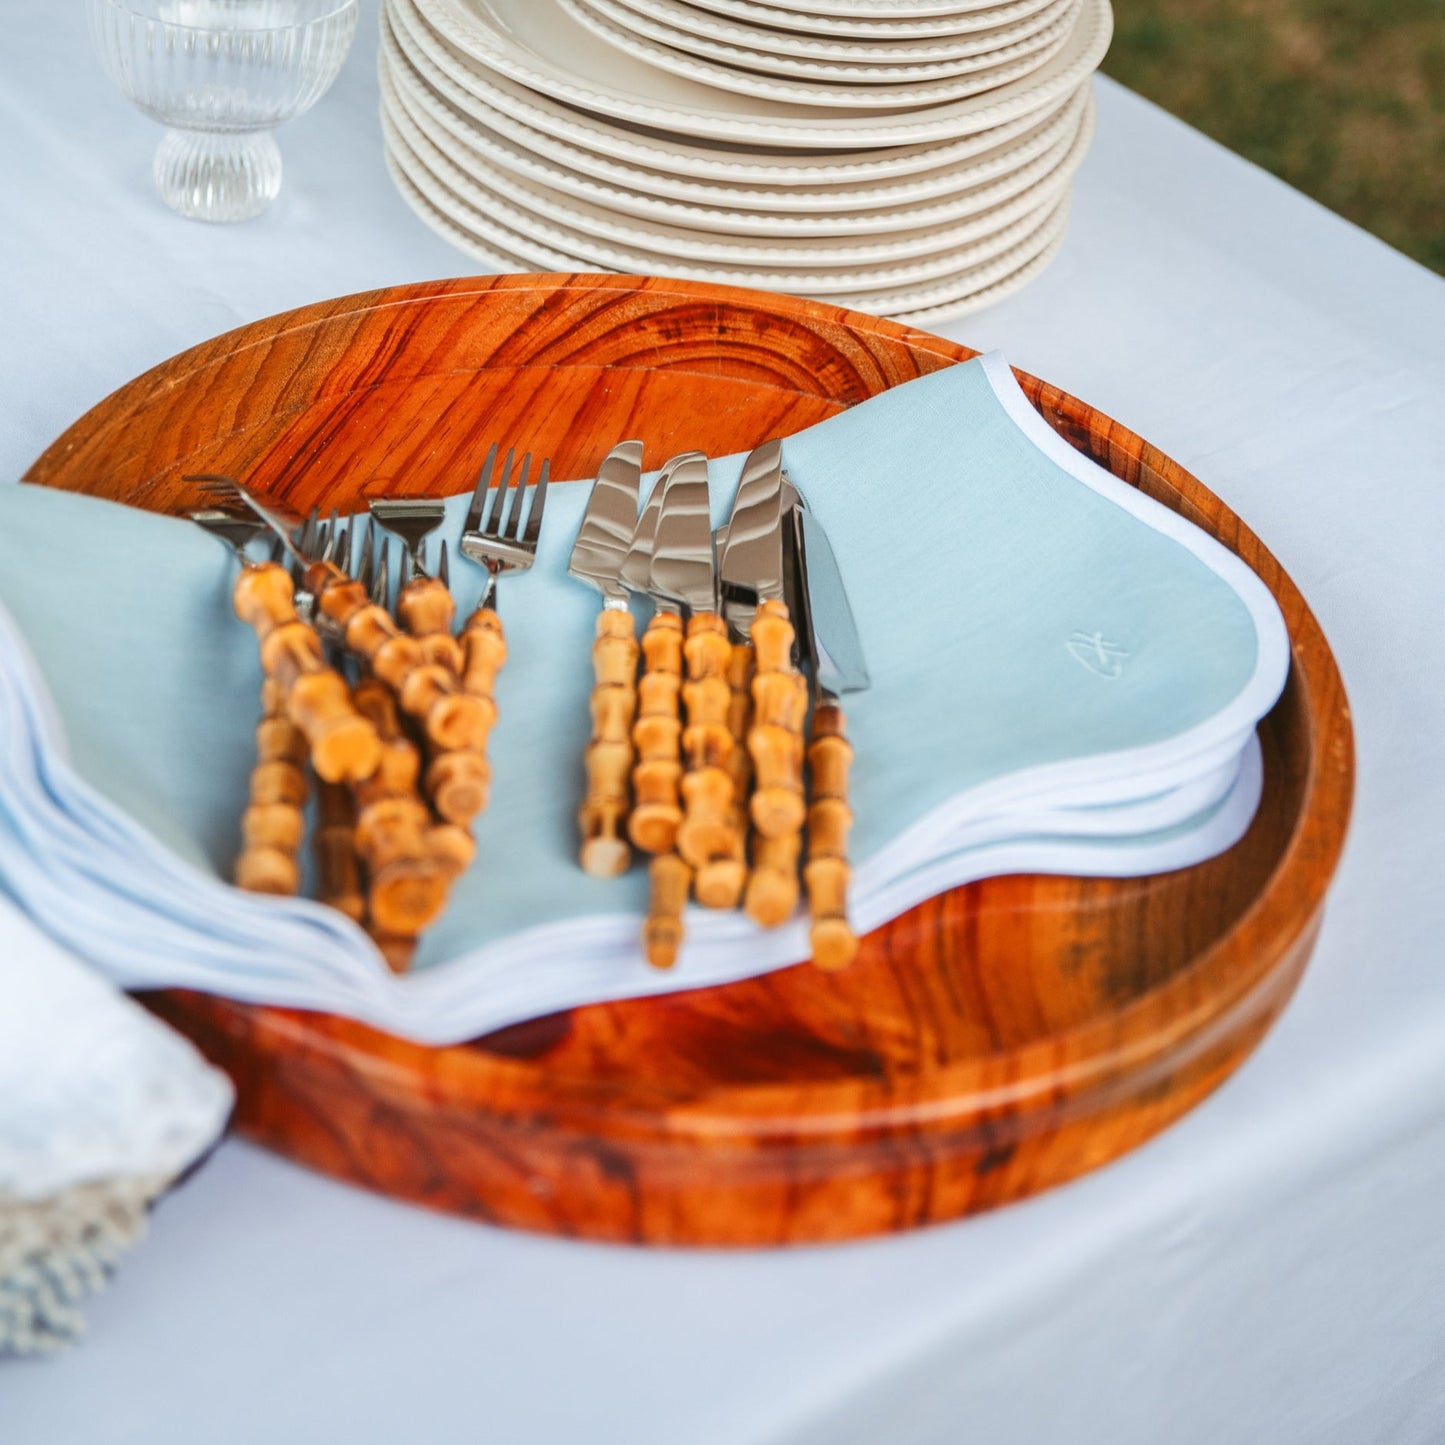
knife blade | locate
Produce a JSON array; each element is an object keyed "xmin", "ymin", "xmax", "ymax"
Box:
[
  {"xmin": 568, "ymin": 439, "xmax": 642, "ymax": 608},
  {"xmin": 649, "ymin": 451, "xmax": 714, "ymax": 615},
  {"xmin": 717, "ymin": 438, "xmax": 785, "ymax": 639},
  {"xmin": 789, "ymin": 494, "xmax": 870, "ymax": 700}
]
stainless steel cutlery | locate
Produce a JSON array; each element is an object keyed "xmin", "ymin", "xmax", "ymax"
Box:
[
  {"xmin": 569, "ymin": 437, "xmax": 868, "ymax": 970},
  {"xmin": 187, "ymin": 433, "xmax": 863, "ymax": 973},
  {"xmin": 785, "ymin": 487, "xmax": 870, "ymax": 970},
  {"xmin": 567, "ymin": 439, "xmax": 643, "ymax": 879},
  {"xmin": 185, "ymin": 447, "xmax": 552, "ymax": 968}
]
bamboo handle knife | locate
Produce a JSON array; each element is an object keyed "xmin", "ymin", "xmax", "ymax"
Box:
[
  {"xmin": 743, "ymin": 599, "xmax": 808, "ymax": 927},
  {"xmin": 678, "ymin": 613, "xmax": 744, "ymax": 910},
  {"xmin": 746, "ymin": 598, "xmax": 808, "ymax": 838},
  {"xmin": 694, "ymin": 639, "xmax": 751, "ymax": 910},
  {"xmin": 628, "ymin": 610, "xmax": 684, "ymax": 855},
  {"xmin": 643, "ymin": 851, "xmax": 691, "ymax": 970},
  {"xmin": 803, "ymin": 700, "xmax": 858, "ymax": 970},
  {"xmin": 579, "ymin": 608, "xmax": 639, "ymax": 878}
]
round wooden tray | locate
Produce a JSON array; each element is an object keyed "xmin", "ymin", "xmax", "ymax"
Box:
[{"xmin": 25, "ymin": 274, "xmax": 1353, "ymax": 1247}]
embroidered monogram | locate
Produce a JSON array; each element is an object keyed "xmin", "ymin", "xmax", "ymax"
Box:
[{"xmin": 1067, "ymin": 631, "xmax": 1131, "ymax": 679}]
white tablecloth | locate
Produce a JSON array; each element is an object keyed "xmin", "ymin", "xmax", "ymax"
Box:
[{"xmin": 4, "ymin": 5, "xmax": 1445, "ymax": 1440}]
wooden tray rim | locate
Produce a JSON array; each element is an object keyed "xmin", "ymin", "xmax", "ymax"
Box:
[{"xmin": 23, "ymin": 273, "xmax": 1356, "ymax": 1144}]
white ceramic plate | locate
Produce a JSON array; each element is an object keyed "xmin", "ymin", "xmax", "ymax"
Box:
[
  {"xmin": 384, "ymin": 35, "xmax": 1092, "ymax": 236},
  {"xmin": 383, "ymin": 65, "xmax": 1088, "ymax": 259},
  {"xmin": 617, "ymin": 0, "xmax": 1076, "ymax": 63},
  {"xmin": 384, "ymin": 140, "xmax": 1075, "ymax": 322},
  {"xmin": 890, "ymin": 220, "xmax": 1066, "ymax": 322},
  {"xmin": 682, "ymin": 0, "xmax": 1060, "ymax": 39},
  {"xmin": 557, "ymin": 0, "xmax": 1075, "ymax": 109},
  {"xmin": 403, "ymin": 0, "xmax": 1112, "ymax": 146},
  {"xmin": 384, "ymin": 106, "xmax": 1069, "ymax": 294},
  {"xmin": 824, "ymin": 200, "xmax": 1068, "ymax": 311},
  {"xmin": 384, "ymin": 14, "xmax": 1093, "ymax": 213},
  {"xmin": 712, "ymin": 0, "xmax": 1044, "ymax": 18},
  {"xmin": 385, "ymin": 0, "xmax": 1090, "ymax": 186},
  {"xmin": 570, "ymin": 0, "xmax": 1080, "ymax": 83},
  {"xmin": 383, "ymin": 46, "xmax": 1095, "ymax": 240},
  {"xmin": 384, "ymin": 130, "xmax": 1071, "ymax": 320},
  {"xmin": 383, "ymin": 91, "xmax": 1071, "ymax": 277}
]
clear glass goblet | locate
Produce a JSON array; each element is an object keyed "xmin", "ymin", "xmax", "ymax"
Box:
[{"xmin": 87, "ymin": 0, "xmax": 360, "ymax": 223}]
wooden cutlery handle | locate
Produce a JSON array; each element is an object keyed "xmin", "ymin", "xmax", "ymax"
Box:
[
  {"xmin": 234, "ymin": 677, "xmax": 308, "ymax": 896},
  {"xmin": 694, "ymin": 640, "xmax": 752, "ymax": 910},
  {"xmin": 398, "ymin": 576, "xmax": 464, "ymax": 674},
  {"xmin": 804, "ymin": 700, "xmax": 858, "ymax": 971},
  {"xmin": 458, "ymin": 605, "xmax": 507, "ymax": 707},
  {"xmin": 643, "ymin": 852, "xmax": 691, "ymax": 970},
  {"xmin": 629, "ymin": 610, "xmax": 684, "ymax": 855},
  {"xmin": 350, "ymin": 677, "xmax": 450, "ymax": 944},
  {"xmin": 309, "ymin": 564, "xmax": 491, "ymax": 754},
  {"xmin": 315, "ymin": 779, "xmax": 365, "ymax": 925},
  {"xmin": 677, "ymin": 612, "xmax": 737, "ymax": 877},
  {"xmin": 744, "ymin": 831, "xmax": 801, "ymax": 929},
  {"xmin": 746, "ymin": 598, "xmax": 808, "ymax": 839},
  {"xmin": 421, "ymin": 604, "xmax": 506, "ymax": 827},
  {"xmin": 365, "ymin": 830, "xmax": 475, "ymax": 979},
  {"xmin": 579, "ymin": 608, "xmax": 638, "ymax": 879},
  {"xmin": 233, "ymin": 562, "xmax": 382, "ymax": 785},
  {"xmin": 427, "ymin": 822, "xmax": 476, "ymax": 880}
]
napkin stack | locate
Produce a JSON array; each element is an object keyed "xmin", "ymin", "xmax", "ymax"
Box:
[
  {"xmin": 0, "ymin": 894, "xmax": 232, "ymax": 1354},
  {"xmin": 0, "ymin": 355, "xmax": 1288, "ymax": 1045}
]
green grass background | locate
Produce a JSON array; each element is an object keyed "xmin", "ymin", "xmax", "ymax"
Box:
[{"xmin": 1102, "ymin": 0, "xmax": 1444, "ymax": 274}]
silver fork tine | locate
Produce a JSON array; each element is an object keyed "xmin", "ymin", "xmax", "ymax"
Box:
[
  {"xmin": 192, "ymin": 477, "xmax": 312, "ymax": 567},
  {"xmin": 522, "ymin": 458, "xmax": 550, "ymax": 546},
  {"xmin": 376, "ymin": 536, "xmax": 391, "ymax": 611},
  {"xmin": 485, "ymin": 447, "xmax": 516, "ymax": 535},
  {"xmin": 464, "ymin": 443, "xmax": 499, "ymax": 535},
  {"xmin": 457, "ymin": 442, "xmax": 551, "ymax": 604},
  {"xmin": 503, "ymin": 452, "xmax": 531, "ymax": 540},
  {"xmin": 438, "ymin": 540, "xmax": 450, "ymax": 591},
  {"xmin": 190, "ymin": 474, "xmax": 240, "ymax": 500},
  {"xmin": 352, "ymin": 520, "xmax": 369, "ymax": 592}
]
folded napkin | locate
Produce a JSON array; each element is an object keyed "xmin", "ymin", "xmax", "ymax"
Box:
[
  {"xmin": 0, "ymin": 354, "xmax": 1288, "ymax": 1042},
  {"xmin": 0, "ymin": 891, "xmax": 233, "ymax": 1354}
]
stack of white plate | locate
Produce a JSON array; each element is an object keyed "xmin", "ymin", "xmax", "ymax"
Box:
[{"xmin": 378, "ymin": 0, "xmax": 1112, "ymax": 323}]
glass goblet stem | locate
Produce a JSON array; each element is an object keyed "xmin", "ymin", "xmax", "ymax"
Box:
[{"xmin": 153, "ymin": 128, "xmax": 282, "ymax": 222}]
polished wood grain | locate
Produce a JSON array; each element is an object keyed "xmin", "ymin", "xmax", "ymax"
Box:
[{"xmin": 25, "ymin": 274, "xmax": 1354, "ymax": 1247}]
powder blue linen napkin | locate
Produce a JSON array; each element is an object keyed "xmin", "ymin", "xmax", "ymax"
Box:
[{"xmin": 0, "ymin": 354, "xmax": 1287, "ymax": 1041}]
